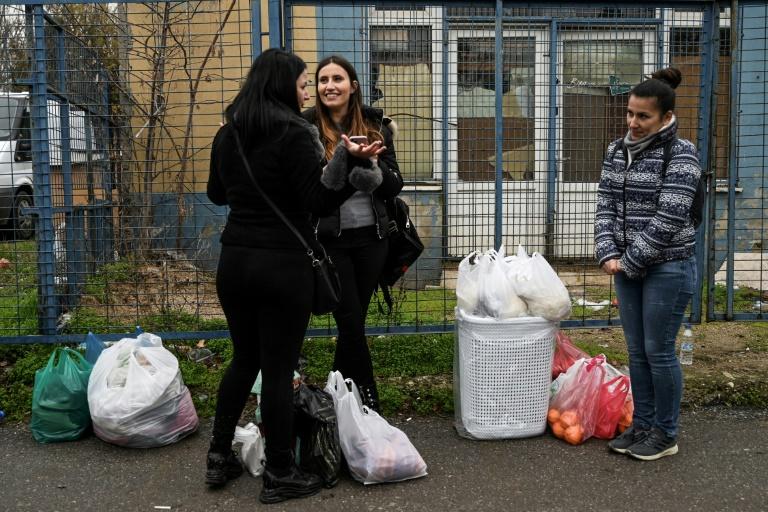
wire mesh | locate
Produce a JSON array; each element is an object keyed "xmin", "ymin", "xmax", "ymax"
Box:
[{"xmin": 0, "ymin": 1, "xmax": 763, "ymax": 344}]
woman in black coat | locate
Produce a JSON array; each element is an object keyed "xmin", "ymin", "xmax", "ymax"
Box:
[
  {"xmin": 206, "ymin": 49, "xmax": 382, "ymax": 504},
  {"xmin": 303, "ymin": 54, "xmax": 404, "ymax": 411}
]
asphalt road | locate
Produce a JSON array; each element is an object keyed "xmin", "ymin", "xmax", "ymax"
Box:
[{"xmin": 1, "ymin": 407, "xmax": 766, "ymax": 512}]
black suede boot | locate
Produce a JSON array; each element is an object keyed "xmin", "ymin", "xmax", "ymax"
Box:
[
  {"xmin": 259, "ymin": 463, "xmax": 323, "ymax": 504},
  {"xmin": 357, "ymin": 382, "xmax": 380, "ymax": 413},
  {"xmin": 205, "ymin": 447, "xmax": 244, "ymax": 487}
]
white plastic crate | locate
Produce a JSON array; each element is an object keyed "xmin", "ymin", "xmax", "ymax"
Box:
[{"xmin": 454, "ymin": 308, "xmax": 556, "ymax": 440}]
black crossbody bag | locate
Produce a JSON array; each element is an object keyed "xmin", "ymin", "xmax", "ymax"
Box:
[
  {"xmin": 378, "ymin": 196, "xmax": 424, "ymax": 313},
  {"xmin": 233, "ymin": 129, "xmax": 341, "ymax": 315}
]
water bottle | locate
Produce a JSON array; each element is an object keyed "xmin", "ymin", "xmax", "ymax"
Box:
[
  {"xmin": 680, "ymin": 324, "xmax": 694, "ymax": 365},
  {"xmin": 0, "ymin": 409, "xmax": 5, "ymax": 423}
]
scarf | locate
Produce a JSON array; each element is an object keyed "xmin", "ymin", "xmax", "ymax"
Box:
[{"xmin": 623, "ymin": 114, "xmax": 677, "ymax": 167}]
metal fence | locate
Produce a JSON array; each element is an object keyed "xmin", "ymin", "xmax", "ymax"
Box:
[{"xmin": 0, "ymin": 0, "xmax": 765, "ymax": 344}]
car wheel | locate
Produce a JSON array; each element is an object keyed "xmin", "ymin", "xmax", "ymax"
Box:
[{"xmin": 13, "ymin": 190, "xmax": 35, "ymax": 240}]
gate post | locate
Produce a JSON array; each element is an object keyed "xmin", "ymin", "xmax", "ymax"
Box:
[
  {"xmin": 694, "ymin": 1, "xmax": 720, "ymax": 323},
  {"xmin": 26, "ymin": 5, "xmax": 57, "ymax": 334}
]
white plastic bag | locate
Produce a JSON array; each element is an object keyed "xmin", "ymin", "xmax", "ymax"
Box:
[
  {"xmin": 324, "ymin": 371, "xmax": 427, "ymax": 485},
  {"xmin": 513, "ymin": 251, "xmax": 571, "ymax": 321},
  {"xmin": 88, "ymin": 333, "xmax": 199, "ymax": 448},
  {"xmin": 233, "ymin": 422, "xmax": 265, "ymax": 477},
  {"xmin": 476, "ymin": 247, "xmax": 528, "ymax": 319},
  {"xmin": 456, "ymin": 251, "xmax": 481, "ymax": 314}
]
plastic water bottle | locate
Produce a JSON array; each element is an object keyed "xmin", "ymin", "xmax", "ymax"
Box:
[
  {"xmin": 0, "ymin": 409, "xmax": 5, "ymax": 423},
  {"xmin": 680, "ymin": 324, "xmax": 694, "ymax": 365}
]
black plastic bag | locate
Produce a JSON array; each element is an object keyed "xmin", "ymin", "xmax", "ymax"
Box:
[{"xmin": 294, "ymin": 384, "xmax": 342, "ymax": 488}]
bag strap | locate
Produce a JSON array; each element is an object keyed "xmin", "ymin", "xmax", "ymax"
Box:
[
  {"xmin": 656, "ymin": 137, "xmax": 677, "ymax": 205},
  {"xmin": 660, "ymin": 137, "xmax": 676, "ymax": 181},
  {"xmin": 232, "ymin": 128, "xmax": 322, "ymax": 265}
]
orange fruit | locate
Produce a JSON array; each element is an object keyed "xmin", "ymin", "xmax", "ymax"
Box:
[
  {"xmin": 559, "ymin": 410, "xmax": 579, "ymax": 428},
  {"xmin": 547, "ymin": 408, "xmax": 560, "ymax": 424},
  {"xmin": 564, "ymin": 425, "xmax": 584, "ymax": 445},
  {"xmin": 551, "ymin": 421, "xmax": 565, "ymax": 439}
]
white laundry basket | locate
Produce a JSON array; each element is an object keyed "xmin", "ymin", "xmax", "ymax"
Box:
[{"xmin": 454, "ymin": 308, "xmax": 556, "ymax": 440}]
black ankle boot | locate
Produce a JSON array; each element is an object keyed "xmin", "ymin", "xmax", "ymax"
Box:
[
  {"xmin": 259, "ymin": 464, "xmax": 323, "ymax": 504},
  {"xmin": 205, "ymin": 448, "xmax": 244, "ymax": 487},
  {"xmin": 357, "ymin": 382, "xmax": 380, "ymax": 412}
]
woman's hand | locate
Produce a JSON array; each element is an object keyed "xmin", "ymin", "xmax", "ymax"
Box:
[
  {"xmin": 341, "ymin": 134, "xmax": 386, "ymax": 160},
  {"xmin": 601, "ymin": 259, "xmax": 622, "ymax": 275}
]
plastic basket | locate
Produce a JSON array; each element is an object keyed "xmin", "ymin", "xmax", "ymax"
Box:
[{"xmin": 454, "ymin": 308, "xmax": 556, "ymax": 439}]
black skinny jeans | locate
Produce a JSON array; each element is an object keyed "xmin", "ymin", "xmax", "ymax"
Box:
[
  {"xmin": 211, "ymin": 245, "xmax": 313, "ymax": 471},
  {"xmin": 322, "ymin": 226, "xmax": 388, "ymax": 388}
]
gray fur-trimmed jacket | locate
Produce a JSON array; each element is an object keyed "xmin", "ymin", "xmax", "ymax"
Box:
[
  {"xmin": 302, "ymin": 105, "xmax": 403, "ymax": 239},
  {"xmin": 594, "ymin": 123, "xmax": 701, "ymax": 280}
]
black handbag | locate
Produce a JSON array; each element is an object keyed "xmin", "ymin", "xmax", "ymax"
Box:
[
  {"xmin": 378, "ymin": 197, "xmax": 424, "ymax": 311},
  {"xmin": 233, "ymin": 130, "xmax": 341, "ymax": 315}
]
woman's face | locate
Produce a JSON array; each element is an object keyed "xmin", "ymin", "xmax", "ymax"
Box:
[
  {"xmin": 317, "ymin": 63, "xmax": 357, "ymax": 116},
  {"xmin": 296, "ymin": 69, "xmax": 310, "ymax": 109},
  {"xmin": 626, "ymin": 95, "xmax": 672, "ymax": 140}
]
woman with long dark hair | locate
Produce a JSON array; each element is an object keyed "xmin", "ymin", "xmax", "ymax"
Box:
[
  {"xmin": 206, "ymin": 49, "xmax": 380, "ymax": 503},
  {"xmin": 595, "ymin": 67, "xmax": 701, "ymax": 461},
  {"xmin": 303, "ymin": 55, "xmax": 403, "ymax": 411}
]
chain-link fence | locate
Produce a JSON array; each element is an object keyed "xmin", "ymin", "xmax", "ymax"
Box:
[{"xmin": 0, "ymin": 1, "xmax": 764, "ymax": 343}]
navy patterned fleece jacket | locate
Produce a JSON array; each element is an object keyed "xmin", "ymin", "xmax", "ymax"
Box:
[{"xmin": 594, "ymin": 124, "xmax": 701, "ymax": 280}]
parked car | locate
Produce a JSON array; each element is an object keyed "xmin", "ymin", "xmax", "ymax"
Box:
[
  {"xmin": 0, "ymin": 92, "xmax": 34, "ymax": 239},
  {"xmin": 0, "ymin": 91, "xmax": 106, "ymax": 240}
]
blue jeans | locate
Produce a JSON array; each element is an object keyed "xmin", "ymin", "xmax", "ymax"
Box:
[{"xmin": 614, "ymin": 256, "xmax": 696, "ymax": 438}]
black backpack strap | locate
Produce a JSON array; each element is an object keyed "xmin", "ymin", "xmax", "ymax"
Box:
[
  {"xmin": 609, "ymin": 139, "xmax": 624, "ymax": 163},
  {"xmin": 660, "ymin": 137, "xmax": 676, "ymax": 180}
]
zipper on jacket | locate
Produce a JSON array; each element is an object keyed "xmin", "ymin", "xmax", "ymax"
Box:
[{"xmin": 371, "ymin": 195, "xmax": 383, "ymax": 239}]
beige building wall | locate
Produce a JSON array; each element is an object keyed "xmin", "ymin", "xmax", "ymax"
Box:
[{"xmin": 125, "ymin": 1, "xmax": 317, "ymax": 194}]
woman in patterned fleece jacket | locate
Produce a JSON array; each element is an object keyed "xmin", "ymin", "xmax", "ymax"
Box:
[{"xmin": 594, "ymin": 68, "xmax": 701, "ymax": 461}]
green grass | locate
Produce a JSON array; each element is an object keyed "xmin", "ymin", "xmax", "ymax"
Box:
[
  {"xmin": 301, "ymin": 333, "xmax": 453, "ymax": 383},
  {"xmin": 0, "ymin": 241, "xmax": 38, "ymax": 336},
  {"xmin": 745, "ymin": 323, "xmax": 768, "ymax": 352},
  {"xmin": 0, "ymin": 344, "xmax": 53, "ymax": 421},
  {"xmin": 308, "ymin": 288, "xmax": 457, "ymax": 330},
  {"xmin": 82, "ymin": 260, "xmax": 142, "ymax": 301}
]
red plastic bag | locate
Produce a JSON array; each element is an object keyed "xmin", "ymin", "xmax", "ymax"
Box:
[
  {"xmin": 593, "ymin": 375, "xmax": 631, "ymax": 440},
  {"xmin": 547, "ymin": 355, "xmax": 606, "ymax": 445},
  {"xmin": 552, "ymin": 331, "xmax": 589, "ymax": 380}
]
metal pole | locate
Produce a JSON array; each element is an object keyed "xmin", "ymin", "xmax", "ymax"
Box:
[
  {"xmin": 27, "ymin": 5, "xmax": 57, "ymax": 334},
  {"xmin": 441, "ymin": 8, "xmax": 449, "ymax": 259},
  {"xmin": 268, "ymin": 0, "xmax": 282, "ymax": 49},
  {"xmin": 725, "ymin": 0, "xmax": 740, "ymax": 320},
  {"xmin": 693, "ymin": 1, "xmax": 719, "ymax": 323},
  {"xmin": 251, "ymin": 0, "xmax": 262, "ymax": 57},
  {"xmin": 493, "ymin": 0, "xmax": 504, "ymax": 251},
  {"xmin": 545, "ymin": 20, "xmax": 558, "ymax": 258}
]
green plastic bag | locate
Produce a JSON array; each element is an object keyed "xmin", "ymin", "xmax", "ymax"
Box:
[{"xmin": 31, "ymin": 347, "xmax": 93, "ymax": 443}]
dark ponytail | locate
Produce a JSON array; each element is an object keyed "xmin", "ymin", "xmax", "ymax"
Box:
[{"xmin": 631, "ymin": 67, "xmax": 682, "ymax": 115}]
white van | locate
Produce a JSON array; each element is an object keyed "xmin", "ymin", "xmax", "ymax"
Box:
[
  {"xmin": 0, "ymin": 92, "xmax": 33, "ymax": 239},
  {"xmin": 0, "ymin": 91, "xmax": 106, "ymax": 239}
]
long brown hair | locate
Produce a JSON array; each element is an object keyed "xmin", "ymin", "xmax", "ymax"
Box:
[{"xmin": 313, "ymin": 55, "xmax": 382, "ymax": 160}]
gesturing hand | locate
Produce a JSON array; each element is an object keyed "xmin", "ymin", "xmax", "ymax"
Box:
[{"xmin": 341, "ymin": 134, "xmax": 386, "ymax": 160}]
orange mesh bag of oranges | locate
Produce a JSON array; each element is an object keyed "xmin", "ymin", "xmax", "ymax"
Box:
[
  {"xmin": 547, "ymin": 355, "xmax": 606, "ymax": 445},
  {"xmin": 593, "ymin": 375, "xmax": 631, "ymax": 440}
]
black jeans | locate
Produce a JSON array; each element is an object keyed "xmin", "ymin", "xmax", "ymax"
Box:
[
  {"xmin": 322, "ymin": 226, "xmax": 388, "ymax": 388},
  {"xmin": 211, "ymin": 245, "xmax": 313, "ymax": 470}
]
